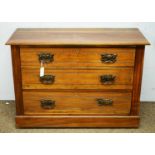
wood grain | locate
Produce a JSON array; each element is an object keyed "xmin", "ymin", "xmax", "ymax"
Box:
[
  {"xmin": 23, "ymin": 91, "xmax": 131, "ymax": 115},
  {"xmin": 6, "ymin": 28, "xmax": 150, "ymax": 46},
  {"xmin": 131, "ymin": 46, "xmax": 145, "ymax": 115},
  {"xmin": 16, "ymin": 115, "xmax": 140, "ymax": 128},
  {"xmin": 22, "ymin": 68, "xmax": 134, "ymax": 90},
  {"xmin": 20, "ymin": 47, "xmax": 136, "ymax": 68},
  {"xmin": 11, "ymin": 46, "xmax": 24, "ymax": 115}
]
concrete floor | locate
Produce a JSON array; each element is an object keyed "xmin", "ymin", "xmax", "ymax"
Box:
[{"xmin": 0, "ymin": 101, "xmax": 154, "ymax": 133}]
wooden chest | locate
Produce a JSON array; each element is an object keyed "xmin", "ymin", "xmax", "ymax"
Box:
[{"xmin": 6, "ymin": 28, "xmax": 149, "ymax": 128}]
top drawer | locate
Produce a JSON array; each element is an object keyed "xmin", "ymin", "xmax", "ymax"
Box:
[{"xmin": 20, "ymin": 47, "xmax": 135, "ymax": 68}]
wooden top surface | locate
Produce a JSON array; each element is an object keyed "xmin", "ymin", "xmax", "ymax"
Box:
[{"xmin": 6, "ymin": 28, "xmax": 150, "ymax": 46}]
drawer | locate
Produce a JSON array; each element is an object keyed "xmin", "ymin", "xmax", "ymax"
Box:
[
  {"xmin": 22, "ymin": 68, "xmax": 133, "ymax": 90},
  {"xmin": 23, "ymin": 91, "xmax": 132, "ymax": 115},
  {"xmin": 20, "ymin": 47, "xmax": 135, "ymax": 68}
]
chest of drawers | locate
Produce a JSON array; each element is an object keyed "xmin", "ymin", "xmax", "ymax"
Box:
[{"xmin": 6, "ymin": 28, "xmax": 149, "ymax": 128}]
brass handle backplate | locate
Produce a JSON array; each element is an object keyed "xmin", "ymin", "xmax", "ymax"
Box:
[
  {"xmin": 101, "ymin": 54, "xmax": 117, "ymax": 63},
  {"xmin": 41, "ymin": 100, "xmax": 55, "ymax": 109},
  {"xmin": 96, "ymin": 98, "xmax": 113, "ymax": 106},
  {"xmin": 40, "ymin": 75, "xmax": 55, "ymax": 84},
  {"xmin": 38, "ymin": 53, "xmax": 54, "ymax": 63},
  {"xmin": 100, "ymin": 75, "xmax": 116, "ymax": 84}
]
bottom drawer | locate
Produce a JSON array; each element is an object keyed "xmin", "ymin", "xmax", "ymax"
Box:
[{"xmin": 23, "ymin": 92, "xmax": 131, "ymax": 115}]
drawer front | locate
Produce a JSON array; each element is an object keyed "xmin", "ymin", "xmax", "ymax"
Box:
[
  {"xmin": 20, "ymin": 47, "xmax": 135, "ymax": 68},
  {"xmin": 23, "ymin": 91, "xmax": 131, "ymax": 115},
  {"xmin": 22, "ymin": 68, "xmax": 133, "ymax": 90}
]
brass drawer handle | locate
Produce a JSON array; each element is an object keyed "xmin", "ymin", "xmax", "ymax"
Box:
[
  {"xmin": 40, "ymin": 75, "xmax": 55, "ymax": 84},
  {"xmin": 38, "ymin": 53, "xmax": 54, "ymax": 63},
  {"xmin": 101, "ymin": 54, "xmax": 117, "ymax": 63},
  {"xmin": 100, "ymin": 75, "xmax": 116, "ymax": 84},
  {"xmin": 41, "ymin": 100, "xmax": 55, "ymax": 109},
  {"xmin": 96, "ymin": 98, "xmax": 113, "ymax": 106}
]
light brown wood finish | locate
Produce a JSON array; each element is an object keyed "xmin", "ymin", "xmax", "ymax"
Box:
[
  {"xmin": 23, "ymin": 91, "xmax": 131, "ymax": 115},
  {"xmin": 20, "ymin": 47, "xmax": 135, "ymax": 68},
  {"xmin": 11, "ymin": 46, "xmax": 24, "ymax": 115},
  {"xmin": 6, "ymin": 28, "xmax": 150, "ymax": 46},
  {"xmin": 22, "ymin": 68, "xmax": 133, "ymax": 90},
  {"xmin": 16, "ymin": 116, "xmax": 140, "ymax": 128},
  {"xmin": 131, "ymin": 46, "xmax": 145, "ymax": 115}
]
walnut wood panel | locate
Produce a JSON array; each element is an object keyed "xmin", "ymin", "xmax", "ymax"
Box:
[
  {"xmin": 23, "ymin": 91, "xmax": 131, "ymax": 115},
  {"xmin": 16, "ymin": 116, "xmax": 140, "ymax": 128},
  {"xmin": 131, "ymin": 46, "xmax": 145, "ymax": 115},
  {"xmin": 6, "ymin": 28, "xmax": 150, "ymax": 46},
  {"xmin": 20, "ymin": 47, "xmax": 135, "ymax": 68},
  {"xmin": 22, "ymin": 68, "xmax": 133, "ymax": 90},
  {"xmin": 11, "ymin": 46, "xmax": 24, "ymax": 115}
]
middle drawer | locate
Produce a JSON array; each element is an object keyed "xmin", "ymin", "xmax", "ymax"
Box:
[{"xmin": 22, "ymin": 68, "xmax": 133, "ymax": 90}]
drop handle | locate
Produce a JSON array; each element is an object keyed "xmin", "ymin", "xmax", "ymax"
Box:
[
  {"xmin": 101, "ymin": 53, "xmax": 117, "ymax": 63},
  {"xmin": 41, "ymin": 100, "xmax": 55, "ymax": 109},
  {"xmin": 100, "ymin": 75, "xmax": 116, "ymax": 84},
  {"xmin": 96, "ymin": 98, "xmax": 113, "ymax": 106},
  {"xmin": 38, "ymin": 53, "xmax": 54, "ymax": 63},
  {"xmin": 40, "ymin": 75, "xmax": 55, "ymax": 84}
]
